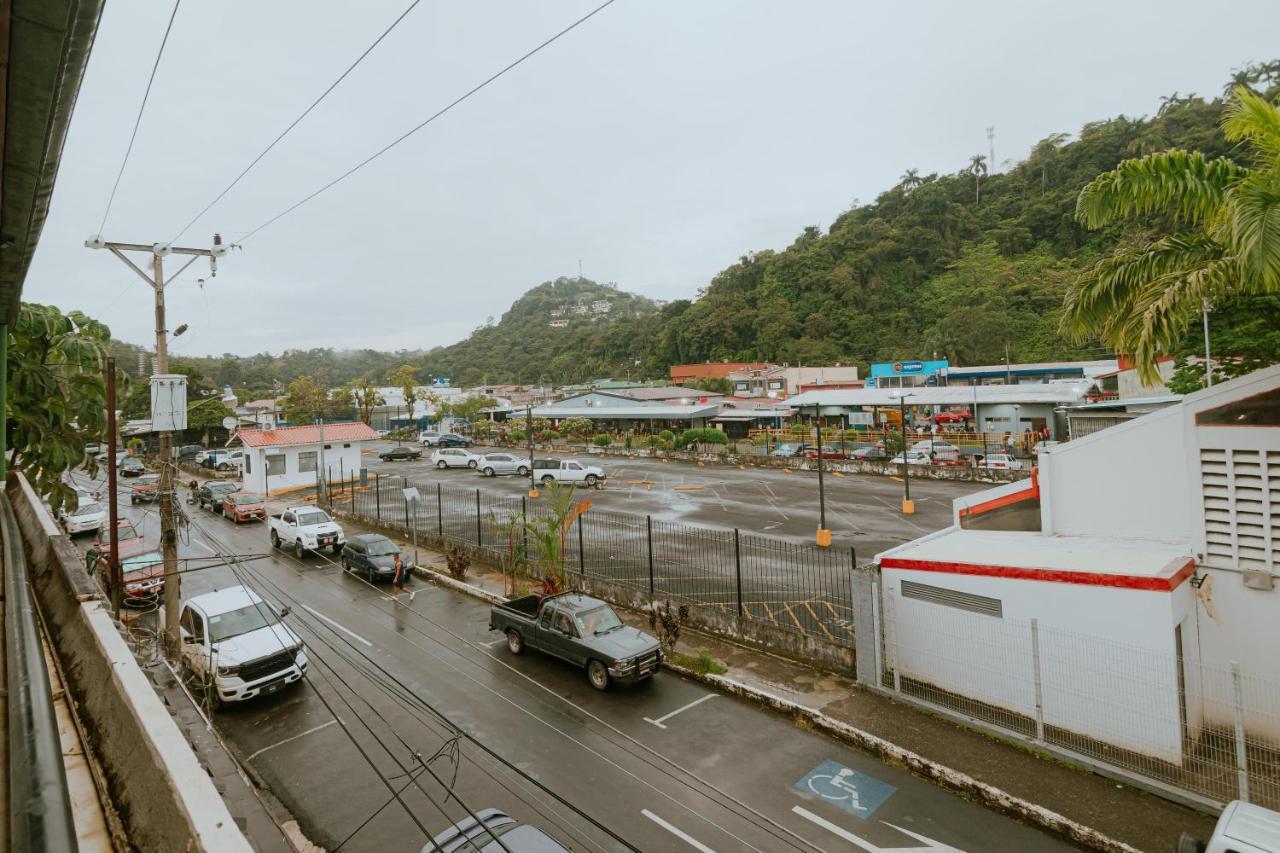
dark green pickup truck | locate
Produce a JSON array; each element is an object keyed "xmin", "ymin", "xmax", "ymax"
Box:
[{"xmin": 489, "ymin": 592, "xmax": 662, "ymax": 691}]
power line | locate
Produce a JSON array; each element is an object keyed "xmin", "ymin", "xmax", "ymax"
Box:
[
  {"xmin": 97, "ymin": 0, "xmax": 184, "ymax": 235},
  {"xmin": 236, "ymin": 0, "xmax": 620, "ymax": 244},
  {"xmin": 170, "ymin": 0, "xmax": 425, "ymax": 243}
]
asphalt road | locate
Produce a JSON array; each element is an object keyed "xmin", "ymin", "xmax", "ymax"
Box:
[{"xmin": 68, "ymin": 467, "xmax": 1074, "ymax": 853}]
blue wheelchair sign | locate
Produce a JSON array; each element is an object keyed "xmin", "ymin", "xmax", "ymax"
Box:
[{"xmin": 794, "ymin": 759, "xmax": 896, "ymax": 819}]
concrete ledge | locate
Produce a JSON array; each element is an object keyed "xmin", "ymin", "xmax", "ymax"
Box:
[{"xmin": 8, "ymin": 474, "xmax": 252, "ymax": 853}]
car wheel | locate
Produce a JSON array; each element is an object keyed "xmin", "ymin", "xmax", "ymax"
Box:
[
  {"xmin": 506, "ymin": 630, "xmax": 524, "ymax": 655},
  {"xmin": 294, "ymin": 540, "xmax": 305, "ymax": 560},
  {"xmin": 366, "ymin": 565, "xmax": 375, "ymax": 584},
  {"xmin": 467, "ymin": 459, "xmax": 477, "ymax": 469},
  {"xmin": 542, "ymin": 474, "xmax": 555, "ymax": 485},
  {"xmin": 585, "ymin": 474, "xmax": 599, "ymax": 487},
  {"xmin": 516, "ymin": 466, "xmax": 528, "ymax": 476},
  {"xmin": 271, "ymin": 531, "xmax": 280, "ymax": 549},
  {"xmin": 1175, "ymin": 833, "xmax": 1206, "ymax": 853},
  {"xmin": 483, "ymin": 467, "xmax": 494, "ymax": 477},
  {"xmin": 437, "ymin": 461, "xmax": 447, "ymax": 470},
  {"xmin": 341, "ymin": 556, "xmax": 350, "ymax": 572},
  {"xmin": 587, "ymin": 660, "xmax": 610, "ymax": 691}
]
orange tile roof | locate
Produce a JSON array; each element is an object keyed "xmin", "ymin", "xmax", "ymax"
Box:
[{"xmin": 237, "ymin": 422, "xmax": 379, "ymax": 448}]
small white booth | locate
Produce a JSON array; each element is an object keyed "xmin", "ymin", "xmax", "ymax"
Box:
[{"xmin": 234, "ymin": 423, "xmax": 379, "ymax": 496}]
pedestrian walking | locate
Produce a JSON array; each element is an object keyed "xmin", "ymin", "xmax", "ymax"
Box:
[{"xmin": 389, "ymin": 552, "xmax": 416, "ymax": 602}]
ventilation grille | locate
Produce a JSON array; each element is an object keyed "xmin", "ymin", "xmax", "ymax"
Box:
[
  {"xmin": 1200, "ymin": 448, "xmax": 1277, "ymax": 571},
  {"xmin": 900, "ymin": 580, "xmax": 1003, "ymax": 618}
]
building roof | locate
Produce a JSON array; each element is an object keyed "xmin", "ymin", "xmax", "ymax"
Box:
[
  {"xmin": 670, "ymin": 362, "xmax": 768, "ymax": 380},
  {"xmin": 621, "ymin": 386, "xmax": 724, "ymax": 401},
  {"xmin": 945, "ymin": 360, "xmax": 1118, "ymax": 378},
  {"xmin": 236, "ymin": 422, "xmax": 380, "ymax": 448},
  {"xmin": 243, "ymin": 399, "xmax": 279, "ymax": 410},
  {"xmin": 1067, "ymin": 395, "xmax": 1182, "ymax": 411},
  {"xmin": 878, "ymin": 528, "xmax": 1195, "ymax": 590},
  {"xmin": 530, "ymin": 404, "xmax": 720, "ymax": 420},
  {"xmin": 786, "ymin": 383, "xmax": 1094, "ymax": 409}
]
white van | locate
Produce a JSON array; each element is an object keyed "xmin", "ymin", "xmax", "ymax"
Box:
[{"xmin": 179, "ymin": 585, "xmax": 307, "ymax": 707}]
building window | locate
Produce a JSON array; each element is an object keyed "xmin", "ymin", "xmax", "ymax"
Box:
[
  {"xmin": 298, "ymin": 451, "xmax": 317, "ymax": 473},
  {"xmin": 266, "ymin": 455, "xmax": 285, "ymax": 476},
  {"xmin": 768, "ymin": 380, "xmax": 783, "ymax": 389},
  {"xmin": 1196, "ymin": 388, "xmax": 1280, "ymax": 427},
  {"xmin": 244, "ymin": 453, "xmax": 251, "ymax": 474}
]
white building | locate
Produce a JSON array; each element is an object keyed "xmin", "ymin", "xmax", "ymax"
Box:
[
  {"xmin": 874, "ymin": 365, "xmax": 1280, "ymax": 758},
  {"xmin": 233, "ymin": 422, "xmax": 379, "ymax": 495}
]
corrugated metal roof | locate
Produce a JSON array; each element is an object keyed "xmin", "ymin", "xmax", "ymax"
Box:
[
  {"xmin": 787, "ymin": 383, "xmax": 1093, "ymax": 408},
  {"xmin": 236, "ymin": 422, "xmax": 379, "ymax": 448},
  {"xmin": 531, "ymin": 404, "xmax": 720, "ymax": 419}
]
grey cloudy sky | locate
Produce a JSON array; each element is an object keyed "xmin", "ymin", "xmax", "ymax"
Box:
[{"xmin": 24, "ymin": 0, "xmax": 1280, "ymax": 359}]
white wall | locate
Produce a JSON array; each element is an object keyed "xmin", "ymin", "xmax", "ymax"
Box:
[
  {"xmin": 883, "ymin": 567, "xmax": 1189, "ymax": 762},
  {"xmin": 243, "ymin": 441, "xmax": 365, "ymax": 495}
]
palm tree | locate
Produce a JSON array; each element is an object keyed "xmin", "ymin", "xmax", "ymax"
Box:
[
  {"xmin": 968, "ymin": 154, "xmax": 987, "ymax": 204},
  {"xmin": 1065, "ymin": 87, "xmax": 1280, "ymax": 381},
  {"xmin": 900, "ymin": 168, "xmax": 922, "ymax": 191}
]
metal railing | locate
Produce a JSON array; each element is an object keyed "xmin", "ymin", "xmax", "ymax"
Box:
[
  {"xmin": 335, "ymin": 475, "xmax": 857, "ymax": 648},
  {"xmin": 1, "ymin": 490, "xmax": 77, "ymax": 852},
  {"xmin": 872, "ymin": 585, "xmax": 1280, "ymax": 810}
]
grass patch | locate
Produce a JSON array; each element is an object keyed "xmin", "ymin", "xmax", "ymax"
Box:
[{"xmin": 670, "ymin": 651, "xmax": 727, "ymax": 675}]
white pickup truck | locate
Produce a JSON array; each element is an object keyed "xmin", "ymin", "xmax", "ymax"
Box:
[
  {"xmin": 179, "ymin": 585, "xmax": 307, "ymax": 708},
  {"xmin": 268, "ymin": 505, "xmax": 346, "ymax": 558},
  {"xmin": 531, "ymin": 458, "xmax": 605, "ymax": 488}
]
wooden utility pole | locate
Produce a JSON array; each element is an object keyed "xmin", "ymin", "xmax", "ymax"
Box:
[
  {"xmin": 106, "ymin": 358, "xmax": 121, "ymax": 613},
  {"xmin": 87, "ymin": 237, "xmax": 228, "ymax": 653}
]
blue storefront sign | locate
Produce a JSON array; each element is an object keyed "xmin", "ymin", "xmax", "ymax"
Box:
[
  {"xmin": 868, "ymin": 359, "xmax": 949, "ymax": 388},
  {"xmin": 793, "ymin": 759, "xmax": 896, "ymax": 819}
]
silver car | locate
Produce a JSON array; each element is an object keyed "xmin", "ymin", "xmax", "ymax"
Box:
[{"xmin": 476, "ymin": 453, "xmax": 530, "ymax": 477}]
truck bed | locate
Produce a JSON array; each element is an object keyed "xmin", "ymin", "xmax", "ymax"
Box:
[{"xmin": 495, "ymin": 594, "xmax": 541, "ymax": 617}]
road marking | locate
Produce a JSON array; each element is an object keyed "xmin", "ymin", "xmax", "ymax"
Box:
[
  {"xmin": 641, "ymin": 809, "xmax": 717, "ymax": 852},
  {"xmin": 246, "ymin": 720, "xmax": 338, "ymax": 761},
  {"xmin": 480, "ymin": 637, "xmax": 507, "ymax": 647},
  {"xmin": 644, "ymin": 693, "xmax": 715, "ymax": 729},
  {"xmin": 792, "ymin": 805, "xmax": 963, "ymax": 852},
  {"xmin": 300, "ymin": 604, "xmax": 373, "ymax": 647}
]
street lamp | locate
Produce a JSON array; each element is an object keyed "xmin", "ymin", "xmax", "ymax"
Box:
[
  {"xmin": 812, "ymin": 405, "xmax": 831, "ymax": 548},
  {"xmin": 891, "ymin": 391, "xmax": 914, "ymax": 515}
]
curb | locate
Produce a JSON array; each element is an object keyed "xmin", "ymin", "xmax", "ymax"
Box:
[{"xmin": 409, "ymin": 561, "xmax": 1143, "ymax": 853}]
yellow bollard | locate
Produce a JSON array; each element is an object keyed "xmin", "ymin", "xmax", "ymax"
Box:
[
  {"xmin": 901, "ymin": 498, "xmax": 915, "ymax": 515},
  {"xmin": 816, "ymin": 528, "xmax": 832, "ymax": 548},
  {"xmin": 528, "ymin": 488, "xmax": 539, "ymax": 499}
]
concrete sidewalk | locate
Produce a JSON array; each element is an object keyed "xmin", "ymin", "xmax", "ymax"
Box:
[{"xmin": 399, "ymin": 542, "xmax": 1216, "ymax": 853}]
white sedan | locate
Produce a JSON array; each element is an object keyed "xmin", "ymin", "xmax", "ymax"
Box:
[
  {"xmin": 476, "ymin": 453, "xmax": 531, "ymax": 477},
  {"xmin": 431, "ymin": 448, "xmax": 479, "ymax": 469},
  {"xmin": 976, "ymin": 453, "xmax": 1024, "ymax": 471},
  {"xmin": 889, "ymin": 450, "xmax": 932, "ymax": 466},
  {"xmin": 59, "ymin": 498, "xmax": 107, "ymax": 535}
]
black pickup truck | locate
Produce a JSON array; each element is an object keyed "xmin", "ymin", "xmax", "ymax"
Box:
[{"xmin": 489, "ymin": 592, "xmax": 661, "ymax": 691}]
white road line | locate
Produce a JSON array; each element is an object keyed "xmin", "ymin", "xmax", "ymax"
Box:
[
  {"xmin": 641, "ymin": 809, "xmax": 718, "ymax": 852},
  {"xmin": 246, "ymin": 720, "xmax": 338, "ymax": 761},
  {"xmin": 792, "ymin": 805, "xmax": 965, "ymax": 853},
  {"xmin": 643, "ymin": 693, "xmax": 714, "ymax": 729},
  {"xmin": 791, "ymin": 806, "xmax": 872, "ymax": 850},
  {"xmin": 300, "ymin": 604, "xmax": 373, "ymax": 647},
  {"xmin": 480, "ymin": 637, "xmax": 507, "ymax": 647}
]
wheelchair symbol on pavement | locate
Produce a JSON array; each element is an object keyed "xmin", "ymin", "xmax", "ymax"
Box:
[{"xmin": 794, "ymin": 760, "xmax": 896, "ymax": 819}]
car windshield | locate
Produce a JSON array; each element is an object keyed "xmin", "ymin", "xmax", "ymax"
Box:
[
  {"xmin": 136, "ymin": 475, "xmax": 159, "ymax": 485},
  {"xmin": 207, "ymin": 604, "xmax": 280, "ymax": 642},
  {"xmin": 122, "ymin": 552, "xmax": 162, "ymax": 572},
  {"xmin": 365, "ymin": 539, "xmax": 399, "ymax": 557},
  {"xmin": 576, "ymin": 605, "xmax": 623, "ymax": 635},
  {"xmin": 102, "ymin": 522, "xmax": 139, "ymax": 543},
  {"xmin": 296, "ymin": 510, "xmax": 330, "ymax": 526},
  {"xmin": 231, "ymin": 494, "xmax": 261, "ymax": 505},
  {"xmin": 212, "ymin": 483, "xmax": 237, "ymax": 493},
  {"xmin": 74, "ymin": 502, "xmax": 102, "ymax": 517}
]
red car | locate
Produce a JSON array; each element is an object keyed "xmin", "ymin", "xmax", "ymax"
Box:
[
  {"xmin": 222, "ymin": 491, "xmax": 266, "ymax": 523},
  {"xmin": 89, "ymin": 520, "xmax": 149, "ymax": 574},
  {"xmin": 120, "ymin": 550, "xmax": 165, "ymax": 606},
  {"xmin": 129, "ymin": 473, "xmax": 160, "ymax": 505},
  {"xmin": 802, "ymin": 446, "xmax": 850, "ymax": 460}
]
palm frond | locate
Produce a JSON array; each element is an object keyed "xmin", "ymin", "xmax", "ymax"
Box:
[
  {"xmin": 1075, "ymin": 150, "xmax": 1245, "ymax": 229},
  {"xmin": 1224, "ymin": 177, "xmax": 1280, "ymax": 292},
  {"xmin": 1221, "ymin": 85, "xmax": 1280, "ymax": 162}
]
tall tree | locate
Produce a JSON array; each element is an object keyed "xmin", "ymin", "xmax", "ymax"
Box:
[
  {"xmin": 389, "ymin": 364, "xmax": 420, "ymax": 422},
  {"xmin": 900, "ymin": 168, "xmax": 922, "ymax": 191},
  {"xmin": 1065, "ymin": 87, "xmax": 1280, "ymax": 380},
  {"xmin": 348, "ymin": 380, "xmax": 384, "ymax": 423},
  {"xmin": 7, "ymin": 304, "xmax": 111, "ymax": 510},
  {"xmin": 281, "ymin": 375, "xmax": 328, "ymax": 423},
  {"xmin": 968, "ymin": 154, "xmax": 988, "ymax": 204}
]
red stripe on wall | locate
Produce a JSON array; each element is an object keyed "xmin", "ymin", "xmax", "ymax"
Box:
[
  {"xmin": 880, "ymin": 556, "xmax": 1196, "ymax": 592},
  {"xmin": 957, "ymin": 470, "xmax": 1041, "ymax": 519}
]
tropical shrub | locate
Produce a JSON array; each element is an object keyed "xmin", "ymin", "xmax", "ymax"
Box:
[{"xmin": 592, "ymin": 434, "xmax": 612, "ymax": 447}]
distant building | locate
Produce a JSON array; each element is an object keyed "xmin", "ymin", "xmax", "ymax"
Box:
[
  {"xmin": 570, "ymin": 304, "xmax": 589, "ymax": 316},
  {"xmin": 233, "ymin": 422, "xmax": 379, "ymax": 495},
  {"xmin": 531, "ymin": 390, "xmax": 719, "ymax": 432},
  {"xmin": 727, "ymin": 365, "xmax": 860, "ymax": 399},
  {"xmin": 242, "ymin": 398, "xmax": 281, "ymax": 429},
  {"xmin": 550, "ymin": 306, "xmax": 567, "ymax": 317},
  {"xmin": 590, "ymin": 299, "xmax": 611, "ymax": 314},
  {"xmin": 669, "ymin": 362, "xmax": 768, "ymax": 386},
  {"xmin": 549, "ymin": 319, "xmax": 569, "ymax": 328}
]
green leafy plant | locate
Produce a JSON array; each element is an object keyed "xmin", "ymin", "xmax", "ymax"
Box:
[
  {"xmin": 659, "ymin": 429, "xmax": 674, "ymax": 442},
  {"xmin": 647, "ymin": 599, "xmax": 689, "ymax": 654},
  {"xmin": 592, "ymin": 434, "xmax": 612, "ymax": 447},
  {"xmin": 522, "ymin": 482, "xmax": 587, "ymax": 595},
  {"xmin": 559, "ymin": 417, "xmax": 593, "ymax": 438}
]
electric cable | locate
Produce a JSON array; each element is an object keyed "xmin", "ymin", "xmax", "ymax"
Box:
[
  {"xmin": 170, "ymin": 0, "xmax": 425, "ymax": 243},
  {"xmin": 236, "ymin": 0, "xmax": 619, "ymax": 244},
  {"xmin": 97, "ymin": 0, "xmax": 184, "ymax": 235}
]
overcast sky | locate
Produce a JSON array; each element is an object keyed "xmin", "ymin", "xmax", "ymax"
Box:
[{"xmin": 24, "ymin": 0, "xmax": 1280, "ymax": 359}]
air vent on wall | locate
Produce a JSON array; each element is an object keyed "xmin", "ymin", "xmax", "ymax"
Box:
[
  {"xmin": 900, "ymin": 579, "xmax": 1003, "ymax": 618},
  {"xmin": 1199, "ymin": 448, "xmax": 1276, "ymax": 572}
]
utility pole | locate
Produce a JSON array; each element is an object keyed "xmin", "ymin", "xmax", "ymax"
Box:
[
  {"xmin": 526, "ymin": 404, "xmax": 538, "ymax": 498},
  {"xmin": 106, "ymin": 359, "xmax": 121, "ymax": 614},
  {"xmin": 1202, "ymin": 298, "xmax": 1214, "ymax": 387},
  {"xmin": 87, "ymin": 235, "xmax": 228, "ymax": 654}
]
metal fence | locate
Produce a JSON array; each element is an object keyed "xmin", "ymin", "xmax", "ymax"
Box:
[
  {"xmin": 334, "ymin": 474, "xmax": 856, "ymax": 648},
  {"xmin": 872, "ymin": 583, "xmax": 1280, "ymax": 810}
]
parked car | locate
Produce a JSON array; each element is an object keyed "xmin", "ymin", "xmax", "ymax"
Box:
[
  {"xmin": 418, "ymin": 430, "xmax": 442, "ymax": 446},
  {"xmin": 490, "ymin": 592, "xmax": 661, "ymax": 691},
  {"xmin": 1177, "ymin": 800, "xmax": 1280, "ymax": 853},
  {"xmin": 268, "ymin": 506, "xmax": 345, "ymax": 558},
  {"xmin": 205, "ymin": 449, "xmax": 244, "ymax": 471},
  {"xmin": 436, "ymin": 434, "xmax": 473, "ymax": 448},
  {"xmin": 177, "ymin": 444, "xmax": 203, "ymax": 460},
  {"xmin": 975, "ymin": 453, "xmax": 1024, "ymax": 471},
  {"xmin": 802, "ymin": 445, "xmax": 849, "ymax": 460},
  {"xmin": 432, "ymin": 448, "xmax": 479, "ymax": 469},
  {"xmin": 59, "ymin": 497, "xmax": 107, "ymax": 536},
  {"xmin": 340, "ymin": 533, "xmax": 404, "ymax": 583},
  {"xmin": 850, "ymin": 446, "xmax": 890, "ymax": 461},
  {"xmin": 120, "ymin": 457, "xmax": 146, "ymax": 478},
  {"xmin": 118, "ymin": 550, "xmax": 166, "ymax": 606},
  {"xmin": 889, "ymin": 451, "xmax": 932, "ymax": 466},
  {"xmin": 222, "ymin": 492, "xmax": 266, "ymax": 523},
  {"xmin": 194, "ymin": 449, "xmax": 216, "ymax": 465},
  {"xmin": 531, "ymin": 458, "xmax": 604, "ymax": 487},
  {"xmin": 83, "ymin": 441, "xmax": 105, "ymax": 457},
  {"xmin": 476, "ymin": 453, "xmax": 531, "ymax": 477},
  {"xmin": 179, "ymin": 585, "xmax": 307, "ymax": 708},
  {"xmin": 129, "ymin": 473, "xmax": 161, "ymax": 504},
  {"xmin": 770, "ymin": 442, "xmax": 809, "ymax": 458},
  {"xmin": 911, "ymin": 439, "xmax": 962, "ymax": 462},
  {"xmin": 195, "ymin": 480, "xmax": 241, "ymax": 515},
  {"xmin": 87, "ymin": 520, "xmax": 149, "ymax": 575},
  {"xmin": 379, "ymin": 446, "xmax": 423, "ymax": 462},
  {"xmin": 423, "ymin": 809, "xmax": 570, "ymax": 853}
]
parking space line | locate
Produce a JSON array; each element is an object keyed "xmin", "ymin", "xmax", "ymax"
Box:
[
  {"xmin": 300, "ymin": 604, "xmax": 373, "ymax": 647},
  {"xmin": 644, "ymin": 693, "xmax": 714, "ymax": 729},
  {"xmin": 641, "ymin": 809, "xmax": 718, "ymax": 852},
  {"xmin": 804, "ymin": 602, "xmax": 835, "ymax": 640},
  {"xmin": 245, "ymin": 720, "xmax": 338, "ymax": 761},
  {"xmin": 480, "ymin": 637, "xmax": 507, "ymax": 647}
]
